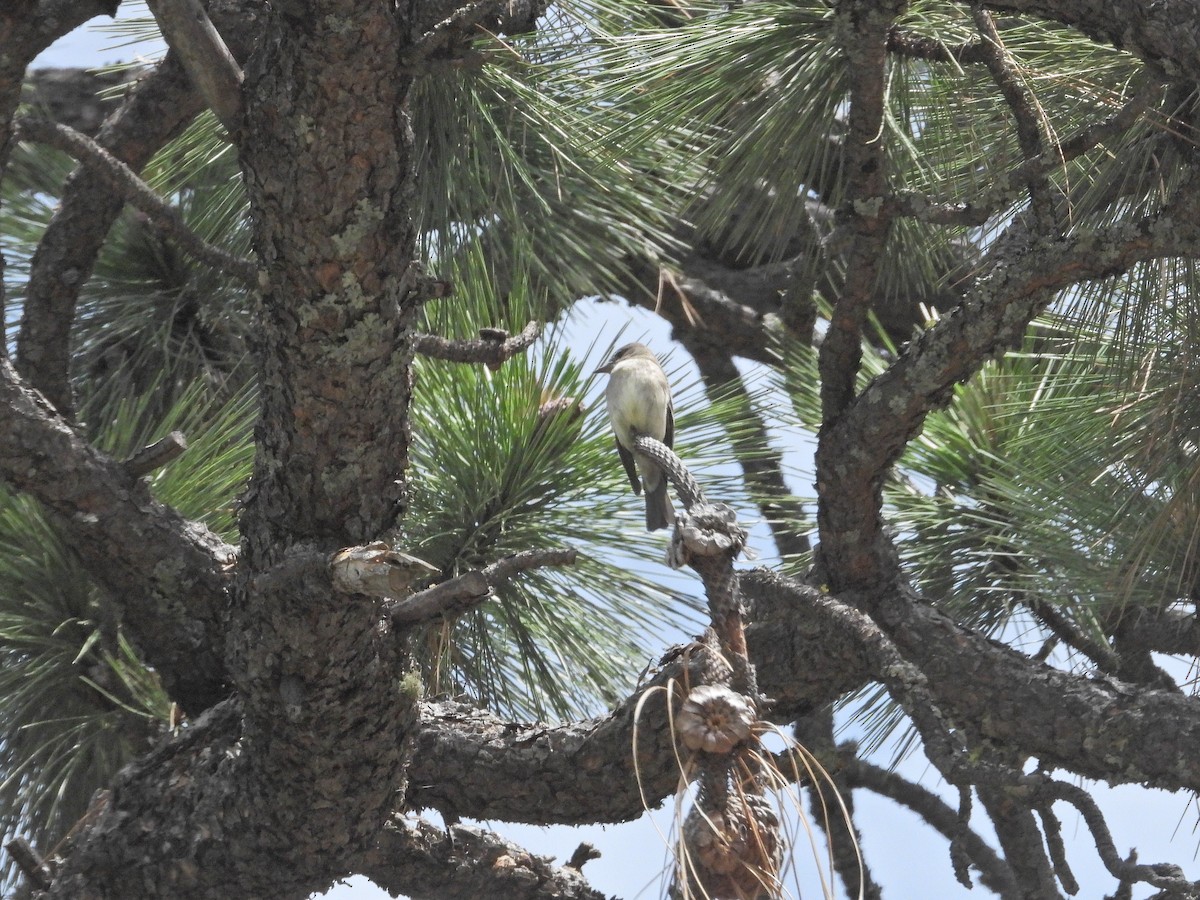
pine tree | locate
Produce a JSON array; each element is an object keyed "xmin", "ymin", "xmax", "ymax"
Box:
[{"xmin": 3, "ymin": 1, "xmax": 1200, "ymax": 897}]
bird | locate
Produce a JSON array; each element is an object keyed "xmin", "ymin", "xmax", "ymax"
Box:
[{"xmin": 595, "ymin": 342, "xmax": 675, "ymax": 530}]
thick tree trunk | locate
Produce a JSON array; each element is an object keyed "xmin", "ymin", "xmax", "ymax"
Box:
[{"xmin": 43, "ymin": 3, "xmax": 426, "ymax": 896}]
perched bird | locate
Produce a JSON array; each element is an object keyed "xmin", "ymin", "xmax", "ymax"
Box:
[{"xmin": 596, "ymin": 342, "xmax": 675, "ymax": 530}]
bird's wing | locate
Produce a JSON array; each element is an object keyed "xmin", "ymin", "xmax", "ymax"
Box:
[
  {"xmin": 616, "ymin": 439, "xmax": 642, "ymax": 494},
  {"xmin": 664, "ymin": 401, "xmax": 675, "ymax": 449}
]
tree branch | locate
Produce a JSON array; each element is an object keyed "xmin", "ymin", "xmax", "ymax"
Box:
[
  {"xmin": 406, "ymin": 634, "xmax": 731, "ymax": 824},
  {"xmin": 22, "ymin": 66, "xmax": 142, "ymax": 135},
  {"xmin": 402, "ymin": 563, "xmax": 1200, "ymax": 842},
  {"xmin": 1106, "ymin": 604, "xmax": 1200, "ymax": 658},
  {"xmin": 357, "ymin": 817, "xmax": 610, "ymax": 900},
  {"xmin": 146, "ymin": 0, "xmax": 243, "ymax": 132},
  {"xmin": 883, "ymin": 71, "xmax": 1163, "ymax": 228},
  {"xmin": 0, "ymin": 0, "xmax": 124, "ymax": 360},
  {"xmin": 15, "ymin": 116, "xmax": 257, "ymax": 285},
  {"xmin": 413, "ymin": 321, "xmax": 541, "ymax": 367},
  {"xmin": 976, "ymin": 0, "xmax": 1200, "ymax": 81},
  {"xmin": 387, "ymin": 548, "xmax": 578, "ymax": 625},
  {"xmin": 972, "ymin": 6, "xmax": 1059, "ymax": 228},
  {"xmin": 976, "ymin": 775, "xmax": 1061, "ymax": 898},
  {"xmin": 838, "ymin": 751, "xmax": 1016, "ymax": 895},
  {"xmin": 0, "ymin": 357, "xmax": 233, "ymax": 714},
  {"xmin": 816, "ymin": 186, "xmax": 1200, "ymax": 593},
  {"xmin": 742, "ymin": 568, "xmax": 1200, "ymax": 794},
  {"xmin": 615, "ymin": 250, "xmax": 812, "ymax": 367},
  {"xmin": 16, "ymin": 53, "xmax": 202, "ymax": 415},
  {"xmin": 1029, "ymin": 776, "xmax": 1200, "ymax": 895},
  {"xmin": 818, "ymin": 0, "xmax": 905, "ymax": 422},
  {"xmin": 17, "ymin": 0, "xmax": 261, "ymax": 415},
  {"xmin": 404, "ymin": 0, "xmax": 504, "ymax": 70}
]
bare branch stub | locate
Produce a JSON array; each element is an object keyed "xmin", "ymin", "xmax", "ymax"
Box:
[
  {"xmin": 565, "ymin": 843, "xmax": 601, "ymax": 870},
  {"xmin": 360, "ymin": 817, "xmax": 609, "ymax": 900},
  {"xmin": 413, "ymin": 320, "xmax": 540, "ymax": 369},
  {"xmin": 123, "ymin": 430, "xmax": 188, "ymax": 477},
  {"xmin": 5, "ymin": 836, "xmax": 52, "ymax": 890},
  {"xmin": 387, "ymin": 547, "xmax": 578, "ymax": 625},
  {"xmin": 145, "ymin": 0, "xmax": 243, "ymax": 132}
]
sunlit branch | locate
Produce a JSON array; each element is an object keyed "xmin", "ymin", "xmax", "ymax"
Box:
[
  {"xmin": 358, "ymin": 817, "xmax": 609, "ymax": 900},
  {"xmin": 387, "ymin": 547, "xmax": 578, "ymax": 625},
  {"xmin": 146, "ymin": 0, "xmax": 243, "ymax": 131},
  {"xmin": 123, "ymin": 431, "xmax": 189, "ymax": 478},
  {"xmin": 413, "ymin": 321, "xmax": 541, "ymax": 367},
  {"xmin": 14, "ymin": 117, "xmax": 257, "ymax": 285}
]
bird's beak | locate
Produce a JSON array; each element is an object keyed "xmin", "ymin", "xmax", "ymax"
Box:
[{"xmin": 594, "ymin": 361, "xmax": 613, "ymax": 374}]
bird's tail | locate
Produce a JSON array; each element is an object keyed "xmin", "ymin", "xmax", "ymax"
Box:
[{"xmin": 645, "ymin": 480, "xmax": 675, "ymax": 531}]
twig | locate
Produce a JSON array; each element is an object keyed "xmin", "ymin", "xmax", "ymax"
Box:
[
  {"xmin": 412, "ymin": 321, "xmax": 541, "ymax": 368},
  {"xmin": 123, "ymin": 430, "xmax": 188, "ymax": 477},
  {"xmin": 4, "ymin": 837, "xmax": 52, "ymax": 890},
  {"xmin": 791, "ymin": 585, "xmax": 1031, "ymax": 798},
  {"xmin": 1025, "ymin": 596, "xmax": 1124, "ymax": 675},
  {"xmin": 1029, "ymin": 776, "xmax": 1200, "ymax": 895},
  {"xmin": 14, "ymin": 117, "xmax": 257, "ymax": 286},
  {"xmin": 972, "ymin": 7, "xmax": 1058, "ymax": 227},
  {"xmin": 839, "ymin": 752, "xmax": 1017, "ymax": 895},
  {"xmin": 387, "ymin": 548, "xmax": 578, "ymax": 625},
  {"xmin": 978, "ymin": 780, "xmax": 1061, "ymax": 895},
  {"xmin": 885, "ymin": 73, "xmax": 1161, "ymax": 228},
  {"xmin": 949, "ymin": 785, "xmax": 974, "ymax": 888},
  {"xmin": 1034, "ymin": 800, "xmax": 1080, "ymax": 895},
  {"xmin": 145, "ymin": 0, "xmax": 243, "ymax": 131}
]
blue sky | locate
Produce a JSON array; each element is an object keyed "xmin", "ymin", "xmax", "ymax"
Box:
[{"xmin": 26, "ymin": 7, "xmax": 1200, "ymax": 900}]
